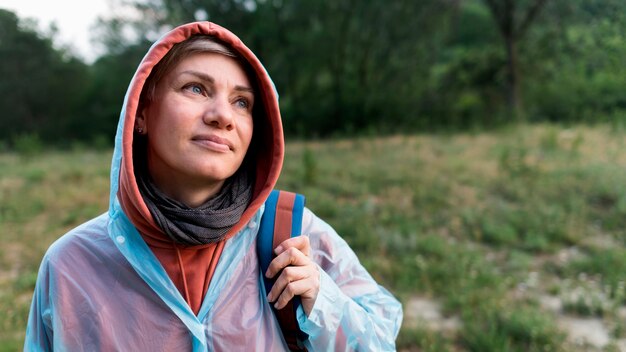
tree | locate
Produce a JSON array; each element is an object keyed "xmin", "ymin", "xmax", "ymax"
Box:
[
  {"xmin": 481, "ymin": 0, "xmax": 549, "ymax": 120},
  {"xmin": 0, "ymin": 9, "xmax": 88, "ymax": 144}
]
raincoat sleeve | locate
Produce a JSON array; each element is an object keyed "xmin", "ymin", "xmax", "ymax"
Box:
[
  {"xmin": 24, "ymin": 254, "xmax": 53, "ymax": 352},
  {"xmin": 297, "ymin": 208, "xmax": 403, "ymax": 351}
]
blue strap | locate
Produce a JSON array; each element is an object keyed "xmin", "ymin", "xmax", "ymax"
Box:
[
  {"xmin": 257, "ymin": 190, "xmax": 308, "ymax": 350},
  {"xmin": 291, "ymin": 193, "xmax": 305, "ymax": 238},
  {"xmin": 258, "ymin": 190, "xmax": 280, "ymax": 294},
  {"xmin": 258, "ymin": 190, "xmax": 306, "ymax": 296}
]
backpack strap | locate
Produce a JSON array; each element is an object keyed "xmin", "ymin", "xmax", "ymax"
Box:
[{"xmin": 258, "ymin": 190, "xmax": 308, "ymax": 351}]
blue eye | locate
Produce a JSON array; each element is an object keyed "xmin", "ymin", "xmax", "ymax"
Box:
[
  {"xmin": 191, "ymin": 85, "xmax": 203, "ymax": 94},
  {"xmin": 184, "ymin": 83, "xmax": 205, "ymax": 95},
  {"xmin": 235, "ymin": 98, "xmax": 250, "ymax": 109}
]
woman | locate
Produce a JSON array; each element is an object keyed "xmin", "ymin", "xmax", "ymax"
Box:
[{"xmin": 25, "ymin": 21, "xmax": 402, "ymax": 351}]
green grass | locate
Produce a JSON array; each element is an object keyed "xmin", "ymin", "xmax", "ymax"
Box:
[
  {"xmin": 2, "ymin": 123, "xmax": 626, "ymax": 350},
  {"xmin": 0, "ymin": 149, "xmax": 111, "ymax": 348}
]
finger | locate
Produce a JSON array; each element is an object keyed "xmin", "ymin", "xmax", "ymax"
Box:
[
  {"xmin": 274, "ymin": 235, "xmax": 310, "ymax": 256},
  {"xmin": 266, "ymin": 265, "xmax": 310, "ymax": 303},
  {"xmin": 265, "ymin": 247, "xmax": 309, "ymax": 278},
  {"xmin": 273, "ymin": 279, "xmax": 313, "ymax": 310}
]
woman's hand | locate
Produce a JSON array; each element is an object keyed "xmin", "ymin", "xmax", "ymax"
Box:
[{"xmin": 265, "ymin": 236, "xmax": 320, "ymax": 316}]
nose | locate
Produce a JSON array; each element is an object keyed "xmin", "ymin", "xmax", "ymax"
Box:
[{"xmin": 202, "ymin": 95, "xmax": 234, "ymax": 130}]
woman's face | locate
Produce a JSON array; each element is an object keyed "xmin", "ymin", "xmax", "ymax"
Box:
[{"xmin": 139, "ymin": 52, "xmax": 254, "ymax": 204}]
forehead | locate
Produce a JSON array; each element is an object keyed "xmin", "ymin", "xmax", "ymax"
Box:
[{"xmin": 166, "ymin": 52, "xmax": 252, "ymax": 86}]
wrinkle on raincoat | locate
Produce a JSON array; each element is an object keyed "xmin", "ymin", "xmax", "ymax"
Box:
[{"xmin": 25, "ymin": 21, "xmax": 403, "ymax": 352}]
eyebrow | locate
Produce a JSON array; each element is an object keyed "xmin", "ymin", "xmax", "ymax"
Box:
[{"xmin": 179, "ymin": 70, "xmax": 254, "ymax": 94}]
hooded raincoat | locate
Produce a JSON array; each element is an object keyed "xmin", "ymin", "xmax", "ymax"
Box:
[{"xmin": 24, "ymin": 22, "xmax": 403, "ymax": 351}]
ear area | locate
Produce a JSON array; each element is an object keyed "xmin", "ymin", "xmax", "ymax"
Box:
[{"xmin": 135, "ymin": 105, "xmax": 148, "ymax": 134}]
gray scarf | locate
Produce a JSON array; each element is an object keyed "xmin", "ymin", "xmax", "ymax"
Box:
[{"xmin": 136, "ymin": 168, "xmax": 253, "ymax": 246}]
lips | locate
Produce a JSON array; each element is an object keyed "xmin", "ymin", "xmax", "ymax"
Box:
[{"xmin": 191, "ymin": 134, "xmax": 233, "ymax": 152}]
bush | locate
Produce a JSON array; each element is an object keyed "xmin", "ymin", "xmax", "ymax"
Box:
[{"xmin": 12, "ymin": 133, "xmax": 43, "ymax": 158}]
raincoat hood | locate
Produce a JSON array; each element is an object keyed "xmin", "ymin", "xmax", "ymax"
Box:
[{"xmin": 111, "ymin": 21, "xmax": 283, "ymax": 246}]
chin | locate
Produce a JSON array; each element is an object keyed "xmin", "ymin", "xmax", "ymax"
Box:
[{"xmin": 187, "ymin": 159, "xmax": 240, "ymax": 179}]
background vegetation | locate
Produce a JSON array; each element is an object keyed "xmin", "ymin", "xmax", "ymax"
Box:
[
  {"xmin": 1, "ymin": 0, "xmax": 626, "ymax": 351},
  {"xmin": 2, "ymin": 0, "xmax": 626, "ymax": 145},
  {"xmin": 2, "ymin": 124, "xmax": 626, "ymax": 351}
]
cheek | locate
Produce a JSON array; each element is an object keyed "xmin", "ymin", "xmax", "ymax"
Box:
[
  {"xmin": 241, "ymin": 119, "xmax": 254, "ymax": 149},
  {"xmin": 145, "ymin": 109, "xmax": 182, "ymax": 156},
  {"xmin": 146, "ymin": 97, "xmax": 190, "ymax": 132},
  {"xmin": 145, "ymin": 104, "xmax": 165, "ymax": 133}
]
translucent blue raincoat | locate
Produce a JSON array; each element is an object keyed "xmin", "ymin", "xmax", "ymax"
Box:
[{"xmin": 24, "ymin": 22, "xmax": 402, "ymax": 351}]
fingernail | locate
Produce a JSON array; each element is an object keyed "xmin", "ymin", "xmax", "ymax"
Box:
[
  {"xmin": 274, "ymin": 245, "xmax": 283, "ymax": 254},
  {"xmin": 267, "ymin": 293, "xmax": 273, "ymax": 302}
]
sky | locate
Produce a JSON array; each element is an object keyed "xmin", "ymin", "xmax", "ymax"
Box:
[{"xmin": 0, "ymin": 0, "xmax": 111, "ymax": 63}]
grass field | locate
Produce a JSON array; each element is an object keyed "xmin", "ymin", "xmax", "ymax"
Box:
[{"xmin": 2, "ymin": 123, "xmax": 626, "ymax": 351}]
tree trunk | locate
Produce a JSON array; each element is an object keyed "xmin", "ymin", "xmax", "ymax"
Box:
[
  {"xmin": 504, "ymin": 34, "xmax": 521, "ymax": 120},
  {"xmin": 483, "ymin": 0, "xmax": 548, "ymax": 122}
]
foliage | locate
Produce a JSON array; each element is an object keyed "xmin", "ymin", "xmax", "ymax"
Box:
[
  {"xmin": 11, "ymin": 134, "xmax": 44, "ymax": 158},
  {"xmin": 0, "ymin": 9, "xmax": 89, "ymax": 146},
  {"xmin": 3, "ymin": 2, "xmax": 626, "ymax": 145}
]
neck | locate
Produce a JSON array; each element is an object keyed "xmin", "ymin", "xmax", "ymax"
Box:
[{"xmin": 150, "ymin": 175, "xmax": 225, "ymax": 208}]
